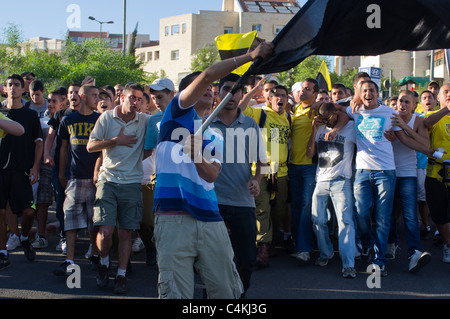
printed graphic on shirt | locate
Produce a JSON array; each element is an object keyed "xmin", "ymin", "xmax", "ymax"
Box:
[
  {"xmin": 267, "ymin": 122, "xmax": 290, "ymax": 145},
  {"xmin": 356, "ymin": 115, "xmax": 385, "ymax": 140},
  {"xmin": 67, "ymin": 122, "xmax": 95, "ymax": 145},
  {"xmin": 317, "ymin": 134, "xmax": 345, "ymax": 168}
]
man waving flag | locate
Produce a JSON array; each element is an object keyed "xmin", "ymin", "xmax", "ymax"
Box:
[{"xmin": 248, "ymin": 0, "xmax": 450, "ymax": 75}]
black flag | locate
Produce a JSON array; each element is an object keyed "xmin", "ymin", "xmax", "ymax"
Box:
[{"xmin": 249, "ymin": 0, "xmax": 450, "ymax": 75}]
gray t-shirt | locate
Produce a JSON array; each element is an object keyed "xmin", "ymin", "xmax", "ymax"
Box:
[
  {"xmin": 89, "ymin": 106, "xmax": 150, "ymax": 184},
  {"xmin": 210, "ymin": 109, "xmax": 267, "ymax": 208},
  {"xmin": 28, "ymin": 100, "xmax": 48, "ymax": 119}
]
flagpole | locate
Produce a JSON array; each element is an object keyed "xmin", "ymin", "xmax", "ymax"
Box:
[{"xmin": 194, "ymin": 57, "xmax": 263, "ymax": 136}]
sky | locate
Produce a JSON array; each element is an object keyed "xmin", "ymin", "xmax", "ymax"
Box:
[
  {"xmin": 0, "ymin": 0, "xmax": 224, "ymax": 42},
  {"xmin": 1, "ymin": 0, "xmax": 309, "ymax": 42}
]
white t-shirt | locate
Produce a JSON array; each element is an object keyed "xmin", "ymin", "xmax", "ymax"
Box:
[
  {"xmin": 346, "ymin": 105, "xmax": 400, "ymax": 170},
  {"xmin": 392, "ymin": 113, "xmax": 417, "ymax": 177},
  {"xmin": 315, "ymin": 121, "xmax": 356, "ymax": 182}
]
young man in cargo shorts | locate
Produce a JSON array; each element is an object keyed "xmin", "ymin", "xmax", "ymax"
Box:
[{"xmin": 87, "ymin": 83, "xmax": 150, "ymax": 294}]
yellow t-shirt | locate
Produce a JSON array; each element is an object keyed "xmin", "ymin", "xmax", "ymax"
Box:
[
  {"xmin": 415, "ymin": 103, "xmax": 439, "ymax": 114},
  {"xmin": 425, "ymin": 110, "xmax": 450, "ymax": 181},
  {"xmin": 289, "ymin": 104, "xmax": 314, "ymax": 165},
  {"xmin": 244, "ymin": 105, "xmax": 292, "ymax": 177},
  {"xmin": 0, "ymin": 113, "xmax": 11, "ymax": 139}
]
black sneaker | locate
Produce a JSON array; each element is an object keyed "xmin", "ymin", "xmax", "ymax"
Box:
[
  {"xmin": 21, "ymin": 239, "xmax": 36, "ymax": 261},
  {"xmin": 420, "ymin": 227, "xmax": 432, "ymax": 240},
  {"xmin": 362, "ymin": 246, "xmax": 374, "ymax": 263},
  {"xmin": 0, "ymin": 253, "xmax": 11, "ymax": 271},
  {"xmin": 89, "ymin": 255, "xmax": 100, "ymax": 271},
  {"xmin": 114, "ymin": 275, "xmax": 127, "ymax": 294},
  {"xmin": 53, "ymin": 261, "xmax": 72, "ymax": 276},
  {"xmin": 283, "ymin": 235, "xmax": 296, "ymax": 254},
  {"xmin": 97, "ymin": 264, "xmax": 109, "ymax": 288},
  {"xmin": 146, "ymin": 247, "xmax": 157, "ymax": 267}
]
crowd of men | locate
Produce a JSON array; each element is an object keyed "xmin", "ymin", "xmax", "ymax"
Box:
[{"xmin": 0, "ymin": 40, "xmax": 450, "ymax": 299}]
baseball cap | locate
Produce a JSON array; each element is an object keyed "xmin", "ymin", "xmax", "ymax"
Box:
[
  {"xmin": 99, "ymin": 88, "xmax": 112, "ymax": 99},
  {"xmin": 148, "ymin": 78, "xmax": 175, "ymax": 92},
  {"xmin": 291, "ymin": 82, "xmax": 303, "ymax": 92},
  {"xmin": 427, "ymin": 80, "xmax": 439, "ymax": 88}
]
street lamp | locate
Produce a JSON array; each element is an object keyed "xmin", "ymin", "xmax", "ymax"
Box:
[{"xmin": 88, "ymin": 16, "xmax": 114, "ymax": 38}]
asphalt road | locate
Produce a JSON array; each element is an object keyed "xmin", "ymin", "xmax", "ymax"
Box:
[{"xmin": 1, "ymin": 207, "xmax": 449, "ymax": 310}]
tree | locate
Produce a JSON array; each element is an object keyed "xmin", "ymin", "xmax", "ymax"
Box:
[
  {"xmin": 2, "ymin": 22, "xmax": 23, "ymax": 48},
  {"xmin": 128, "ymin": 22, "xmax": 139, "ymax": 56},
  {"xmin": 0, "ymin": 25, "xmax": 153, "ymax": 95},
  {"xmin": 190, "ymin": 42, "xmax": 219, "ymax": 72},
  {"xmin": 277, "ymin": 56, "xmax": 329, "ymax": 89}
]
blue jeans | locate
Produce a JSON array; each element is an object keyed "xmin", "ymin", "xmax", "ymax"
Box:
[
  {"xmin": 288, "ymin": 164, "xmax": 316, "ymax": 253},
  {"xmin": 312, "ymin": 178, "xmax": 356, "ymax": 268},
  {"xmin": 219, "ymin": 205, "xmax": 257, "ymax": 293},
  {"xmin": 388, "ymin": 177, "xmax": 423, "ymax": 257},
  {"xmin": 354, "ymin": 169, "xmax": 396, "ymax": 266}
]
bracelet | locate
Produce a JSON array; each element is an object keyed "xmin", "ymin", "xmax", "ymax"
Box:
[{"xmin": 233, "ymin": 57, "xmax": 238, "ymax": 69}]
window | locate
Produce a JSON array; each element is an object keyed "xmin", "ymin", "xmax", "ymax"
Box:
[
  {"xmin": 274, "ymin": 25, "xmax": 284, "ymax": 35},
  {"xmin": 224, "ymin": 27, "xmax": 233, "ymax": 34},
  {"xmin": 155, "ymin": 51, "xmax": 160, "ymax": 60},
  {"xmin": 147, "ymin": 52, "xmax": 152, "ymax": 61},
  {"xmin": 252, "ymin": 24, "xmax": 261, "ymax": 32},
  {"xmin": 171, "ymin": 25, "xmax": 180, "ymax": 35},
  {"xmin": 164, "ymin": 26, "xmax": 170, "ymax": 36},
  {"xmin": 171, "ymin": 50, "xmax": 180, "ymax": 60},
  {"xmin": 182, "ymin": 23, "xmax": 187, "ymax": 33}
]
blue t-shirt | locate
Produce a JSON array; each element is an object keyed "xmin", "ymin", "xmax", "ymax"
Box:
[
  {"xmin": 58, "ymin": 111, "xmax": 101, "ymax": 179},
  {"xmin": 144, "ymin": 111, "xmax": 164, "ymax": 150},
  {"xmin": 153, "ymin": 93, "xmax": 223, "ymax": 222}
]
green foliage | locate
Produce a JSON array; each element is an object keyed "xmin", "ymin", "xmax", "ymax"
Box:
[
  {"xmin": 128, "ymin": 22, "xmax": 139, "ymax": 57},
  {"xmin": 191, "ymin": 42, "xmax": 220, "ymax": 72},
  {"xmin": 2, "ymin": 22, "xmax": 23, "ymax": 48},
  {"xmin": 0, "ymin": 24, "xmax": 153, "ymax": 95},
  {"xmin": 277, "ymin": 56, "xmax": 329, "ymax": 89}
]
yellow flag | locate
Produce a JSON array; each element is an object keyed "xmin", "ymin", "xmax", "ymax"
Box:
[
  {"xmin": 215, "ymin": 31, "xmax": 257, "ymax": 75},
  {"xmin": 316, "ymin": 60, "xmax": 332, "ymax": 91}
]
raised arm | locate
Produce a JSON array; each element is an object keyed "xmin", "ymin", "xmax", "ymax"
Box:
[{"xmin": 179, "ymin": 41, "xmax": 274, "ymax": 108}]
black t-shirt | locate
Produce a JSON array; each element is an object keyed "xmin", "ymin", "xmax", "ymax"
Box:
[
  {"xmin": 58, "ymin": 111, "xmax": 101, "ymax": 179},
  {"xmin": 0, "ymin": 107, "xmax": 43, "ymax": 171},
  {"xmin": 48, "ymin": 107, "xmax": 76, "ymax": 167}
]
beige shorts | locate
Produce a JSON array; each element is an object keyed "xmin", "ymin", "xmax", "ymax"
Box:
[{"xmin": 154, "ymin": 213, "xmax": 243, "ymax": 299}]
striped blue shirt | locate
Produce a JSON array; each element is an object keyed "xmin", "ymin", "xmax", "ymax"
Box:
[{"xmin": 153, "ymin": 93, "xmax": 223, "ymax": 222}]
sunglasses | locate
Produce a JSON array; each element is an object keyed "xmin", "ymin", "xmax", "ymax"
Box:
[{"xmin": 319, "ymin": 112, "xmax": 335, "ymax": 123}]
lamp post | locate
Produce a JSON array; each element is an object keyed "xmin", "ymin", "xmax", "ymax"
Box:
[
  {"xmin": 123, "ymin": 0, "xmax": 127, "ymax": 55},
  {"xmin": 88, "ymin": 16, "xmax": 114, "ymax": 38}
]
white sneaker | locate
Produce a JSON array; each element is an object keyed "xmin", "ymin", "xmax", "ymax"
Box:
[
  {"xmin": 85, "ymin": 244, "xmax": 92, "ymax": 259},
  {"xmin": 6, "ymin": 234, "xmax": 20, "ymax": 251},
  {"xmin": 56, "ymin": 238, "xmax": 67, "ymax": 255},
  {"xmin": 443, "ymin": 244, "xmax": 450, "ymax": 264},
  {"xmin": 295, "ymin": 252, "xmax": 310, "ymax": 262},
  {"xmin": 132, "ymin": 237, "xmax": 145, "ymax": 253},
  {"xmin": 408, "ymin": 250, "xmax": 431, "ymax": 273},
  {"xmin": 31, "ymin": 235, "xmax": 48, "ymax": 249}
]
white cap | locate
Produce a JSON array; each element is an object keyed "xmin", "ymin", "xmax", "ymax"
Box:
[
  {"xmin": 291, "ymin": 82, "xmax": 303, "ymax": 92},
  {"xmin": 148, "ymin": 78, "xmax": 175, "ymax": 92}
]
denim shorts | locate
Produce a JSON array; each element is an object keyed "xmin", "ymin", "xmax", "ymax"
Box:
[{"xmin": 93, "ymin": 181, "xmax": 143, "ymax": 229}]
